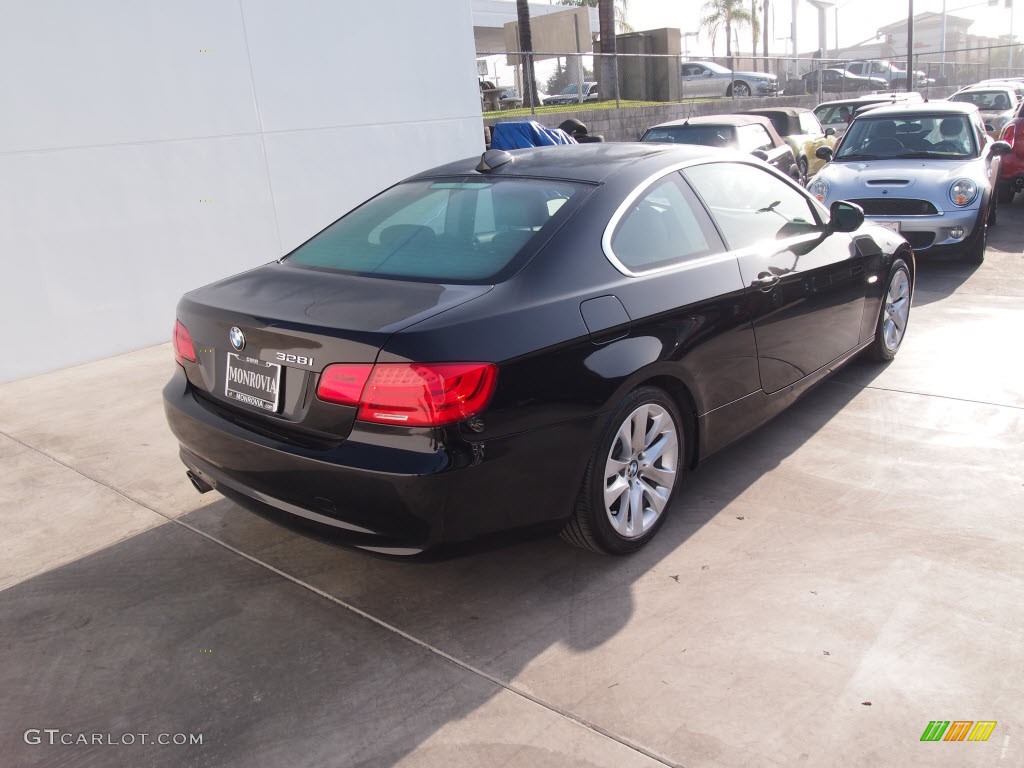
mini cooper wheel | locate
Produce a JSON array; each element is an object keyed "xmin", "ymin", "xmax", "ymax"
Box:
[
  {"xmin": 562, "ymin": 387, "xmax": 684, "ymax": 554},
  {"xmin": 867, "ymin": 258, "xmax": 912, "ymax": 362},
  {"xmin": 964, "ymin": 211, "xmax": 988, "ymax": 265}
]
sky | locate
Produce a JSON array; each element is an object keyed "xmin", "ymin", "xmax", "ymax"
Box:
[{"xmin": 602, "ymin": 0, "xmax": 1016, "ymax": 56}]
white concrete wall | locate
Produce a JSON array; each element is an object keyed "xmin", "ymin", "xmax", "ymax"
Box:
[{"xmin": 0, "ymin": 0, "xmax": 482, "ymax": 383}]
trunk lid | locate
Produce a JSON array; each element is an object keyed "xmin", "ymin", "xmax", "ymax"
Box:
[{"xmin": 176, "ymin": 262, "xmax": 492, "ymax": 442}]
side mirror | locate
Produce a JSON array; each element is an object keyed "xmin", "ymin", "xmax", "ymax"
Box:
[
  {"xmin": 989, "ymin": 140, "xmax": 1012, "ymax": 157},
  {"xmin": 751, "ymin": 150, "xmax": 769, "ymax": 161},
  {"xmin": 829, "ymin": 201, "xmax": 864, "ymax": 233},
  {"xmin": 816, "ymin": 145, "xmax": 834, "ymax": 161},
  {"xmin": 825, "ymin": 127, "xmax": 835, "ymax": 136}
]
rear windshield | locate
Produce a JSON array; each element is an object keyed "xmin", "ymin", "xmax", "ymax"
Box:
[
  {"xmin": 641, "ymin": 125, "xmax": 736, "ymax": 147},
  {"xmin": 285, "ymin": 177, "xmax": 588, "ymax": 283}
]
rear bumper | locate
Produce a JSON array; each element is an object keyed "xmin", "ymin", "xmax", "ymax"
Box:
[{"xmin": 163, "ymin": 367, "xmax": 596, "ymax": 553}]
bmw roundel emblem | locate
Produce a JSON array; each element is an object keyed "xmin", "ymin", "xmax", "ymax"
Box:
[{"xmin": 229, "ymin": 326, "xmax": 245, "ymax": 351}]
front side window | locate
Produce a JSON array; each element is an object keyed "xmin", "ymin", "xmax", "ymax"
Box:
[
  {"xmin": 609, "ymin": 174, "xmax": 722, "ymax": 273},
  {"xmin": 684, "ymin": 162, "xmax": 820, "ymax": 250},
  {"xmin": 286, "ymin": 178, "xmax": 588, "ymax": 283},
  {"xmin": 799, "ymin": 112, "xmax": 823, "ymax": 135},
  {"xmin": 736, "ymin": 124, "xmax": 774, "ymax": 153}
]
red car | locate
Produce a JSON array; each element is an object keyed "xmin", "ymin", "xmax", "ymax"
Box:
[{"xmin": 997, "ymin": 98, "xmax": 1024, "ymax": 203}]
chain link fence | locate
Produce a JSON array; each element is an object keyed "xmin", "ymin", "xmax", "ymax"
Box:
[{"xmin": 479, "ymin": 45, "xmax": 1024, "ymax": 116}]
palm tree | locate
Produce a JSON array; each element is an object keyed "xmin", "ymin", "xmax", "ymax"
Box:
[
  {"xmin": 701, "ymin": 0, "xmax": 757, "ymax": 63},
  {"xmin": 516, "ymin": 0, "xmax": 539, "ymax": 107}
]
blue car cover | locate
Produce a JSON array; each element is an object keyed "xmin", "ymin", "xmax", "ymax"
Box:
[{"xmin": 490, "ymin": 121, "xmax": 577, "ymax": 150}]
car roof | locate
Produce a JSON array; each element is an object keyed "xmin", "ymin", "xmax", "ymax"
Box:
[
  {"xmin": 648, "ymin": 114, "xmax": 774, "ymax": 128},
  {"xmin": 411, "ymin": 143, "xmax": 749, "ymax": 184},
  {"xmin": 814, "ymin": 93, "xmax": 921, "ymax": 109},
  {"xmin": 955, "ymin": 85, "xmax": 1016, "ymax": 94},
  {"xmin": 742, "ymin": 106, "xmax": 809, "ymax": 117},
  {"xmin": 852, "ymin": 101, "xmax": 979, "ymax": 119}
]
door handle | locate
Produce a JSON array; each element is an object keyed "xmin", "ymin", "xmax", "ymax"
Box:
[{"xmin": 756, "ymin": 273, "xmax": 780, "ymax": 291}]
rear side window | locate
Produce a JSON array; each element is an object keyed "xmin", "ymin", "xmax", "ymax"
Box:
[
  {"xmin": 608, "ymin": 173, "xmax": 723, "ymax": 273},
  {"xmin": 285, "ymin": 178, "xmax": 587, "ymax": 283}
]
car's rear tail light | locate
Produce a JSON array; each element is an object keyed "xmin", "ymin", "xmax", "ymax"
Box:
[
  {"xmin": 316, "ymin": 364, "xmax": 374, "ymax": 407},
  {"xmin": 316, "ymin": 362, "xmax": 497, "ymax": 427},
  {"xmin": 174, "ymin": 320, "xmax": 196, "ymax": 365}
]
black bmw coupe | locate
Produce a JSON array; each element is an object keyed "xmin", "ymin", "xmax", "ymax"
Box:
[{"xmin": 164, "ymin": 143, "xmax": 914, "ymax": 555}]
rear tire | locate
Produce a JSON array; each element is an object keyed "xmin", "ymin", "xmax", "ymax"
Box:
[
  {"xmin": 561, "ymin": 387, "xmax": 684, "ymax": 554},
  {"xmin": 866, "ymin": 258, "xmax": 912, "ymax": 362}
]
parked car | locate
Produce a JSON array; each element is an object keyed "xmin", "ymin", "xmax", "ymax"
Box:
[
  {"xmin": 640, "ymin": 114, "xmax": 800, "ymax": 181},
  {"xmin": 802, "ymin": 68, "xmax": 888, "ymax": 94},
  {"xmin": 544, "ymin": 81, "xmax": 599, "ymax": 105},
  {"xmin": 498, "ymin": 88, "xmax": 523, "ymax": 109},
  {"xmin": 680, "ymin": 60, "xmax": 779, "ymax": 98},
  {"xmin": 164, "ymin": 143, "xmax": 914, "ymax": 555},
  {"xmin": 949, "ymin": 86, "xmax": 1019, "ymax": 138},
  {"xmin": 996, "ymin": 97, "xmax": 1024, "ymax": 203},
  {"xmin": 813, "ymin": 92, "xmax": 924, "ymax": 140},
  {"xmin": 809, "ymin": 102, "xmax": 1011, "ymax": 263},
  {"xmin": 743, "ymin": 106, "xmax": 838, "ymax": 178},
  {"xmin": 844, "ymin": 60, "xmax": 924, "ymax": 89},
  {"xmin": 971, "ymin": 79, "xmax": 1024, "ymax": 101}
]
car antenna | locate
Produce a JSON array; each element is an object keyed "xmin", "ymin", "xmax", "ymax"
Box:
[{"xmin": 476, "ymin": 149, "xmax": 514, "ymax": 173}]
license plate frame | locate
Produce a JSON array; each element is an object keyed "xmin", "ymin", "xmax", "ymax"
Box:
[
  {"xmin": 877, "ymin": 220, "xmax": 901, "ymax": 234},
  {"xmin": 225, "ymin": 353, "xmax": 282, "ymax": 413}
]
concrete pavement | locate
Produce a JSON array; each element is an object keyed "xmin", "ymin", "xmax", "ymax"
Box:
[{"xmin": 2, "ymin": 202, "xmax": 1022, "ymax": 767}]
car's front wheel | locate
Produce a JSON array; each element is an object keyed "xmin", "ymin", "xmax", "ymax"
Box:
[
  {"xmin": 964, "ymin": 207, "xmax": 989, "ymax": 265},
  {"xmin": 866, "ymin": 257, "xmax": 912, "ymax": 362},
  {"xmin": 730, "ymin": 81, "xmax": 752, "ymax": 97},
  {"xmin": 562, "ymin": 387, "xmax": 684, "ymax": 554}
]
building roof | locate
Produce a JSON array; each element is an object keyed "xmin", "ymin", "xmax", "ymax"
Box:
[{"xmin": 878, "ymin": 11, "xmax": 973, "ymax": 35}]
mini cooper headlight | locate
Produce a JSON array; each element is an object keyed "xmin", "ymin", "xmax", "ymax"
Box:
[
  {"xmin": 808, "ymin": 178, "xmax": 830, "ymax": 203},
  {"xmin": 949, "ymin": 178, "xmax": 978, "ymax": 207}
]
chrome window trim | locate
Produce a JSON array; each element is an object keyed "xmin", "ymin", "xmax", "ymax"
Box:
[
  {"xmin": 602, "ymin": 158, "xmax": 826, "ymax": 278},
  {"xmin": 601, "ymin": 160, "xmax": 728, "ymax": 278}
]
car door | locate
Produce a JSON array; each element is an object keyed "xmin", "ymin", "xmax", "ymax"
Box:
[
  {"xmin": 684, "ymin": 161, "xmax": 869, "ymax": 394},
  {"xmin": 682, "ymin": 64, "xmax": 717, "ymax": 97}
]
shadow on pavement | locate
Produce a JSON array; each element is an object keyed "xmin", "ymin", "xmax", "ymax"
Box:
[{"xmin": 0, "ymin": 370, "xmax": 878, "ymax": 767}]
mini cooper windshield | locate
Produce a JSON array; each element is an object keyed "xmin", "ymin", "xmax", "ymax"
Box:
[
  {"xmin": 835, "ymin": 115, "xmax": 978, "ymax": 161},
  {"xmin": 286, "ymin": 178, "xmax": 588, "ymax": 284}
]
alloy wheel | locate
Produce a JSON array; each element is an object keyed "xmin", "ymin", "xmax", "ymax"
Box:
[
  {"xmin": 603, "ymin": 403, "xmax": 679, "ymax": 539},
  {"xmin": 882, "ymin": 268, "xmax": 911, "ymax": 354}
]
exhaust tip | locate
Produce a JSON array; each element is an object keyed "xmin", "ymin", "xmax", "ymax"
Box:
[
  {"xmin": 187, "ymin": 470, "xmax": 213, "ymax": 494},
  {"xmin": 1014, "ymin": 176, "xmax": 1024, "ymax": 191}
]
